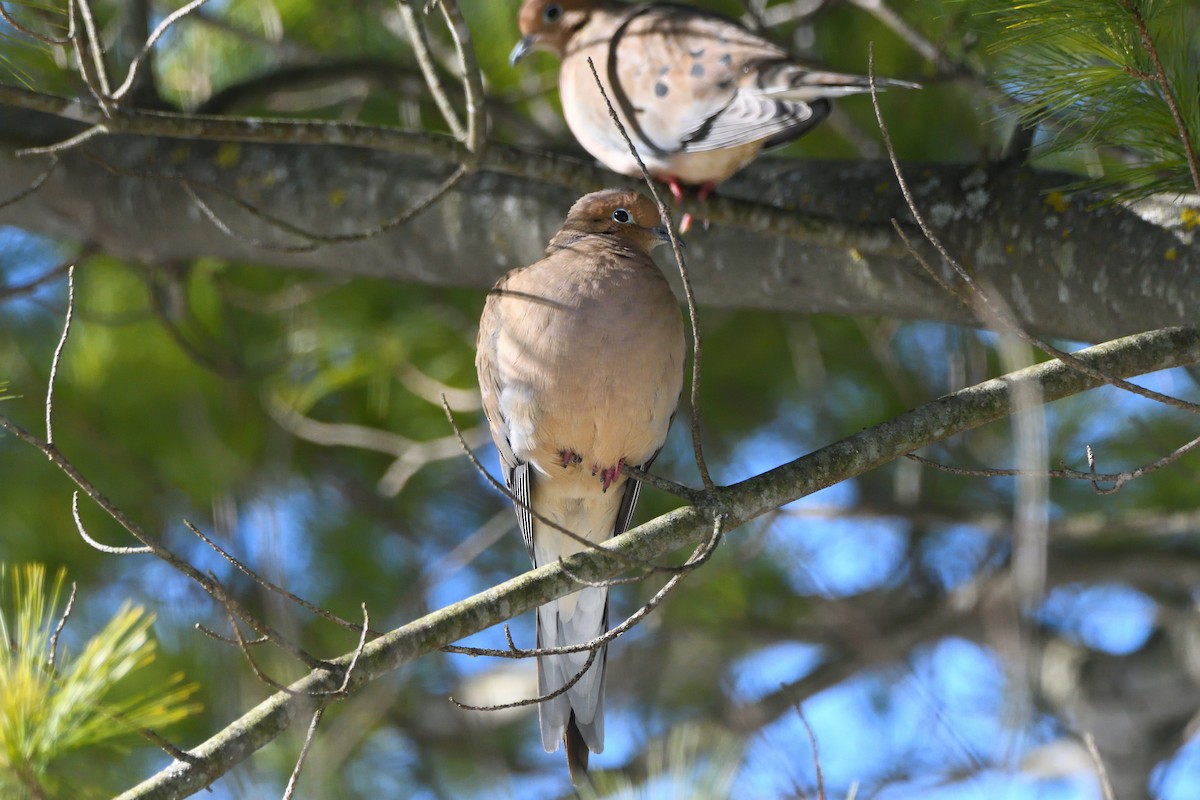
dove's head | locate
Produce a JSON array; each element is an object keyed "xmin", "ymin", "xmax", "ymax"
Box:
[
  {"xmin": 511, "ymin": 0, "xmax": 594, "ymax": 64},
  {"xmin": 560, "ymin": 189, "xmax": 675, "ymax": 253}
]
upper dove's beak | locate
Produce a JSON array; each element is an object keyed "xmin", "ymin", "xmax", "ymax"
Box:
[{"xmin": 509, "ymin": 35, "xmax": 536, "ymax": 66}]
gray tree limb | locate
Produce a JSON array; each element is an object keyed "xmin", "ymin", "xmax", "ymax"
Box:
[{"xmin": 1, "ymin": 93, "xmax": 1197, "ymax": 342}]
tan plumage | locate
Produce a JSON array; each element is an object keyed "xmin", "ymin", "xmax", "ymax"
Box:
[
  {"xmin": 475, "ymin": 189, "xmax": 686, "ymax": 783},
  {"xmin": 511, "ymin": 0, "xmax": 920, "ymax": 189}
]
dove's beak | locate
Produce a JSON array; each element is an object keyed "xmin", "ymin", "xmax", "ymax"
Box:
[
  {"xmin": 650, "ymin": 226, "xmax": 685, "ymax": 248},
  {"xmin": 509, "ymin": 35, "xmax": 536, "ymax": 66}
]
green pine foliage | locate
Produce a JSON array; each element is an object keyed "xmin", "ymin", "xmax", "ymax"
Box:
[
  {"xmin": 974, "ymin": 0, "xmax": 1200, "ymax": 198},
  {"xmin": 0, "ymin": 564, "xmax": 200, "ymax": 800}
]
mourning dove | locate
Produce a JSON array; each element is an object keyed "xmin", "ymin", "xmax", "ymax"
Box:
[
  {"xmin": 475, "ymin": 188, "xmax": 685, "ymax": 783},
  {"xmin": 511, "ymin": 0, "xmax": 920, "ymax": 203}
]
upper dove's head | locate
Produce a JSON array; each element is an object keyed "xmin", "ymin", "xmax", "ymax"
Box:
[
  {"xmin": 560, "ymin": 189, "xmax": 674, "ymax": 253},
  {"xmin": 511, "ymin": 0, "xmax": 593, "ymax": 63}
]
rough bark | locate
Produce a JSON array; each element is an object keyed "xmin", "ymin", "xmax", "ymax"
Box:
[{"xmin": 2, "ymin": 97, "xmax": 1197, "ymax": 342}]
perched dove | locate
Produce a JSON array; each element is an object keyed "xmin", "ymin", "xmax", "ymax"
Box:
[
  {"xmin": 475, "ymin": 188, "xmax": 685, "ymax": 783},
  {"xmin": 511, "ymin": 0, "xmax": 920, "ymax": 201}
]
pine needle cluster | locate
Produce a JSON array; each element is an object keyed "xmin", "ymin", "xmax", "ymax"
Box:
[
  {"xmin": 973, "ymin": 0, "xmax": 1200, "ymax": 199},
  {"xmin": 0, "ymin": 564, "xmax": 200, "ymax": 799}
]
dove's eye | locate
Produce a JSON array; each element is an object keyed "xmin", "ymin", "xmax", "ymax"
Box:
[
  {"xmin": 612, "ymin": 208, "xmax": 631, "ymax": 223},
  {"xmin": 543, "ymin": 3, "xmax": 562, "ymax": 23}
]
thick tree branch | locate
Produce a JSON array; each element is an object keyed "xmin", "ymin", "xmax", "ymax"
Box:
[
  {"xmin": 114, "ymin": 325, "xmax": 1200, "ymax": 799},
  {"xmin": 1, "ymin": 98, "xmax": 1198, "ymax": 341}
]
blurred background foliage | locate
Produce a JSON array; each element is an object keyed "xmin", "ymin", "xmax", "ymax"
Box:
[{"xmin": 1, "ymin": 0, "xmax": 1199, "ymax": 798}]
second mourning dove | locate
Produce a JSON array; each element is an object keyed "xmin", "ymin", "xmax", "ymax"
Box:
[
  {"xmin": 476, "ymin": 189, "xmax": 685, "ymax": 783},
  {"xmin": 511, "ymin": 0, "xmax": 920, "ymax": 202}
]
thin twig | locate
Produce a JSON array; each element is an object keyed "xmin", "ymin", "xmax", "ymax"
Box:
[
  {"xmin": 196, "ymin": 623, "xmax": 268, "ymax": 646},
  {"xmin": 794, "ymin": 703, "xmax": 825, "ymax": 800},
  {"xmin": 183, "ymin": 521, "xmax": 382, "ymax": 637},
  {"xmin": 135, "ymin": 726, "xmax": 200, "ymax": 765},
  {"xmin": 1119, "ymin": 0, "xmax": 1200, "ymax": 196},
  {"xmin": 0, "ymin": 156, "xmax": 58, "ymax": 210},
  {"xmin": 397, "ymin": 0, "xmax": 465, "ymax": 140},
  {"xmin": 906, "ymin": 433, "xmax": 1200, "ymax": 494},
  {"xmin": 72, "ymin": 492, "xmax": 152, "ymax": 554},
  {"xmin": 183, "ymin": 183, "xmax": 319, "ymax": 252},
  {"xmin": 867, "ymin": 45, "xmax": 1200, "ymax": 417},
  {"xmin": 0, "ymin": 415, "xmax": 322, "ymax": 668},
  {"xmin": 430, "ymin": 0, "xmax": 486, "ymax": 163},
  {"xmin": 87, "ymin": 151, "xmax": 467, "ymax": 251},
  {"xmin": 16, "ymin": 124, "xmax": 109, "ymax": 157},
  {"xmin": 219, "ymin": 595, "xmax": 296, "ymax": 694},
  {"xmin": 584, "ymin": 56, "xmax": 715, "ymax": 491},
  {"xmin": 0, "ymin": 1, "xmax": 72, "ymax": 44},
  {"xmin": 73, "ymin": 0, "xmax": 114, "ymax": 110},
  {"xmin": 282, "ymin": 708, "xmax": 325, "ymax": 800},
  {"xmin": 450, "ymin": 647, "xmax": 598, "ymax": 711},
  {"xmin": 1083, "ymin": 732, "xmax": 1116, "ymax": 800},
  {"xmin": 45, "ymin": 265, "xmax": 75, "ymax": 446},
  {"xmin": 0, "ymin": 260, "xmax": 72, "ymax": 301},
  {"xmin": 444, "ymin": 516, "xmax": 724, "ymax": 660},
  {"xmin": 47, "ymin": 582, "xmax": 76, "ymax": 675},
  {"xmin": 311, "ymin": 603, "xmax": 371, "ymax": 697},
  {"xmin": 110, "ymin": 0, "xmax": 210, "ymax": 102}
]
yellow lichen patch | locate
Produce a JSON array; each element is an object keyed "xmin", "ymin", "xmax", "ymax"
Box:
[
  {"xmin": 171, "ymin": 144, "xmax": 190, "ymax": 163},
  {"xmin": 1061, "ymin": 228, "xmax": 1071, "ymax": 239},
  {"xmin": 849, "ymin": 247, "xmax": 864, "ymax": 263},
  {"xmin": 328, "ymin": 188, "xmax": 347, "ymax": 208},
  {"xmin": 1005, "ymin": 243, "xmax": 1016, "ymax": 255},
  {"xmin": 1182, "ymin": 208, "xmax": 1200, "ymax": 230},
  {"xmin": 1165, "ymin": 246, "xmax": 1178, "ymax": 261},
  {"xmin": 1044, "ymin": 191, "xmax": 1069, "ymax": 213},
  {"xmin": 261, "ymin": 172, "xmax": 277, "ymax": 188},
  {"xmin": 215, "ymin": 143, "xmax": 241, "ymax": 169}
]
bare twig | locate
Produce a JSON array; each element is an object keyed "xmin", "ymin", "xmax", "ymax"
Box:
[
  {"xmin": 219, "ymin": 596, "xmax": 296, "ymax": 694},
  {"xmin": 1083, "ymin": 732, "xmax": 1116, "ymax": 800},
  {"xmin": 196, "ymin": 623, "xmax": 268, "ymax": 646},
  {"xmin": 81, "ymin": 149, "xmax": 467, "ymax": 250},
  {"xmin": 134, "ymin": 726, "xmax": 200, "ymax": 764},
  {"xmin": 450, "ymin": 647, "xmax": 598, "ymax": 711},
  {"xmin": 867, "ymin": 45, "xmax": 1200, "ymax": 417},
  {"xmin": 16, "ymin": 124, "xmax": 109, "ymax": 157},
  {"xmin": 73, "ymin": 0, "xmax": 114, "ymax": 110},
  {"xmin": 905, "ymin": 433, "xmax": 1200, "ymax": 494},
  {"xmin": 0, "ymin": 259, "xmax": 72, "ymax": 302},
  {"xmin": 184, "ymin": 520, "xmax": 382, "ymax": 637},
  {"xmin": 110, "ymin": 0, "xmax": 210, "ymax": 102},
  {"xmin": 44, "ymin": 264, "xmax": 74, "ymax": 446},
  {"xmin": 430, "ymin": 0, "xmax": 486, "ymax": 163},
  {"xmin": 0, "ymin": 415, "xmax": 322, "ymax": 668},
  {"xmin": 397, "ymin": 0, "xmax": 465, "ymax": 140},
  {"xmin": 282, "ymin": 708, "xmax": 325, "ymax": 800},
  {"xmin": 0, "ymin": 156, "xmax": 58, "ymax": 210},
  {"xmin": 443, "ymin": 515, "xmax": 724, "ymax": 661},
  {"xmin": 72, "ymin": 491, "xmax": 152, "ymax": 555},
  {"xmin": 794, "ymin": 703, "xmax": 826, "ymax": 800},
  {"xmin": 0, "ymin": 1, "xmax": 71, "ymax": 44},
  {"xmin": 46, "ymin": 581, "xmax": 76, "ymax": 675},
  {"xmin": 584, "ymin": 56, "xmax": 715, "ymax": 491},
  {"xmin": 1119, "ymin": 0, "xmax": 1200, "ymax": 195},
  {"xmin": 271, "ymin": 394, "xmax": 489, "ymax": 497}
]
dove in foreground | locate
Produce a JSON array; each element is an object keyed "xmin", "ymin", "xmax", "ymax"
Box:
[{"xmin": 475, "ymin": 188, "xmax": 686, "ymax": 783}]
